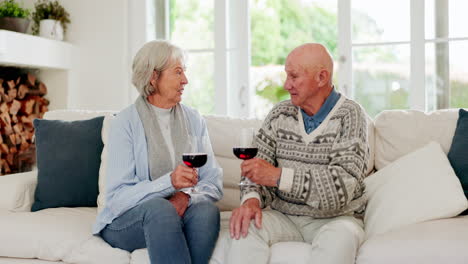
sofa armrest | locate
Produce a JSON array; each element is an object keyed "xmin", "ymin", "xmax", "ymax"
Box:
[{"xmin": 0, "ymin": 170, "xmax": 37, "ymax": 212}]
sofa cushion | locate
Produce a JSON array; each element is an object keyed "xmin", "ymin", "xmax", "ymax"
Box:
[
  {"xmin": 0, "ymin": 257, "xmax": 65, "ymax": 263},
  {"xmin": 374, "ymin": 109, "xmax": 459, "ymax": 170},
  {"xmin": 365, "ymin": 114, "xmax": 375, "ymax": 175},
  {"xmin": 357, "ymin": 216, "xmax": 468, "ymax": 264},
  {"xmin": 364, "ymin": 141, "xmax": 467, "ymax": 238},
  {"xmin": 448, "ymin": 109, "xmax": 468, "ymax": 214},
  {"xmin": 0, "ymin": 207, "xmax": 129, "ymax": 263},
  {"xmin": 204, "ymin": 115, "xmax": 263, "ymax": 159},
  {"xmin": 199, "ymin": 115, "xmax": 263, "ymax": 211},
  {"xmin": 0, "ymin": 170, "xmax": 37, "ymax": 212},
  {"xmin": 97, "ymin": 115, "xmax": 115, "ymax": 214},
  {"xmin": 43, "ymin": 109, "xmax": 116, "ymax": 122},
  {"xmin": 32, "ymin": 117, "xmax": 105, "ymax": 211}
]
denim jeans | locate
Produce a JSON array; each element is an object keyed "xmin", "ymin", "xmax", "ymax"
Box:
[{"xmin": 100, "ymin": 197, "xmax": 220, "ymax": 264}]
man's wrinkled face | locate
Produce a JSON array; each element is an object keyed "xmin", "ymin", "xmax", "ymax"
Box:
[{"xmin": 284, "ymin": 55, "xmax": 320, "ymax": 108}]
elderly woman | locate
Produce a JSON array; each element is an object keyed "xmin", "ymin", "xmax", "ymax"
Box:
[{"xmin": 92, "ymin": 40, "xmax": 223, "ymax": 264}]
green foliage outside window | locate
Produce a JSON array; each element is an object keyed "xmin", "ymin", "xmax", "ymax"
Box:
[
  {"xmin": 251, "ymin": 0, "xmax": 337, "ymax": 67},
  {"xmin": 450, "ymin": 80, "xmax": 468, "ymax": 108},
  {"xmin": 250, "ymin": 0, "xmax": 400, "ymax": 107}
]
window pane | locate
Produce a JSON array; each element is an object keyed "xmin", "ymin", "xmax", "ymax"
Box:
[
  {"xmin": 448, "ymin": 0, "xmax": 468, "ymax": 38},
  {"xmin": 426, "ymin": 0, "xmax": 468, "ymax": 40},
  {"xmin": 251, "ymin": 66, "xmax": 287, "ymax": 118},
  {"xmin": 249, "ymin": 0, "xmax": 337, "ymax": 118},
  {"xmin": 169, "ymin": 0, "xmax": 214, "ymax": 49},
  {"xmin": 449, "ymin": 42, "xmax": 468, "ymax": 108},
  {"xmin": 352, "ymin": 0, "xmax": 410, "ymax": 43},
  {"xmin": 425, "ymin": 42, "xmax": 447, "ymax": 111},
  {"xmin": 183, "ymin": 52, "xmax": 214, "ymax": 114},
  {"xmin": 353, "ymin": 45, "xmax": 410, "ymax": 118},
  {"xmin": 426, "ymin": 41, "xmax": 468, "ymax": 111}
]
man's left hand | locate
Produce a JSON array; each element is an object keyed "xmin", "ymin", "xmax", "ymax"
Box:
[
  {"xmin": 169, "ymin": 191, "xmax": 190, "ymax": 217},
  {"xmin": 241, "ymin": 158, "xmax": 281, "ymax": 187}
]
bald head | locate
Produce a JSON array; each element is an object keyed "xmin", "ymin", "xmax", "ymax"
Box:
[
  {"xmin": 286, "ymin": 43, "xmax": 334, "ymax": 82},
  {"xmin": 283, "ymin": 43, "xmax": 335, "ymax": 114}
]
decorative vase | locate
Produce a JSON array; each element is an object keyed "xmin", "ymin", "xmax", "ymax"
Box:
[
  {"xmin": 39, "ymin": 19, "xmax": 63, "ymax": 41},
  {"xmin": 0, "ymin": 17, "xmax": 30, "ymax": 33}
]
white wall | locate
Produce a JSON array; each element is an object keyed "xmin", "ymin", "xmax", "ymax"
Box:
[
  {"xmin": 64, "ymin": 0, "xmax": 130, "ymax": 111},
  {"xmin": 23, "ymin": 0, "xmax": 146, "ymax": 111}
]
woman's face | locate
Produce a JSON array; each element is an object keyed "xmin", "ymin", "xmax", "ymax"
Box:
[{"xmin": 154, "ymin": 60, "xmax": 188, "ymax": 107}]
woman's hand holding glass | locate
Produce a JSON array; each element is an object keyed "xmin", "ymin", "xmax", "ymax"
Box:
[
  {"xmin": 181, "ymin": 153, "xmax": 207, "ymax": 194},
  {"xmin": 170, "ymin": 164, "xmax": 198, "ymax": 189}
]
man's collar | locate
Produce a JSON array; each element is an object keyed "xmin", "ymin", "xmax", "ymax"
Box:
[{"xmin": 301, "ymin": 88, "xmax": 340, "ymax": 123}]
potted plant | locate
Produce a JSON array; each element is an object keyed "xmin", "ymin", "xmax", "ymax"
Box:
[
  {"xmin": 31, "ymin": 0, "xmax": 70, "ymax": 41},
  {"xmin": 0, "ymin": 0, "xmax": 31, "ymax": 33}
]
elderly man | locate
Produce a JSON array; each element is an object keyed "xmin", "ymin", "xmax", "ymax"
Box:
[{"xmin": 225, "ymin": 43, "xmax": 370, "ymax": 264}]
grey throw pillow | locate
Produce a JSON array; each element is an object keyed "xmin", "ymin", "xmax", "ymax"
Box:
[{"xmin": 31, "ymin": 116, "xmax": 104, "ymax": 211}]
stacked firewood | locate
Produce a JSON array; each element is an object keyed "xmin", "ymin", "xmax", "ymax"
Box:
[{"xmin": 0, "ymin": 72, "xmax": 49, "ymax": 175}]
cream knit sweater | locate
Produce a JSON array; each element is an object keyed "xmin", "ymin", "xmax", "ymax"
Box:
[{"xmin": 241, "ymin": 96, "xmax": 370, "ymax": 218}]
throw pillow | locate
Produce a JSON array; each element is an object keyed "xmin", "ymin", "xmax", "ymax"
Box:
[
  {"xmin": 31, "ymin": 116, "xmax": 105, "ymax": 211},
  {"xmin": 448, "ymin": 109, "xmax": 468, "ymax": 215},
  {"xmin": 97, "ymin": 115, "xmax": 114, "ymax": 214},
  {"xmin": 364, "ymin": 141, "xmax": 468, "ymax": 238}
]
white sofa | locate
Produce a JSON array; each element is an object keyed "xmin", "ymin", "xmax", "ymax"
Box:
[{"xmin": 0, "ymin": 108, "xmax": 467, "ymax": 264}]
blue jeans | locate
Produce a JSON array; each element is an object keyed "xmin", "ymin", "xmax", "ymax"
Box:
[{"xmin": 100, "ymin": 197, "xmax": 220, "ymax": 264}]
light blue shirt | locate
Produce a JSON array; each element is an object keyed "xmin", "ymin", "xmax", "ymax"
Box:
[
  {"xmin": 301, "ymin": 88, "xmax": 340, "ymax": 134},
  {"xmin": 93, "ymin": 104, "xmax": 223, "ymax": 234}
]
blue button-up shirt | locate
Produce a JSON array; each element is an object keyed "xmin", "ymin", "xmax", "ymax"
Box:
[{"xmin": 301, "ymin": 88, "xmax": 341, "ymax": 134}]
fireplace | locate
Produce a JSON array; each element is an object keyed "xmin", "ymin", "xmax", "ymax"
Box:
[{"xmin": 0, "ymin": 67, "xmax": 49, "ymax": 175}]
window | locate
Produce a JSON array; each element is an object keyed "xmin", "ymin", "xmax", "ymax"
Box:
[
  {"xmin": 250, "ymin": 0, "xmax": 337, "ymax": 118},
  {"xmin": 151, "ymin": 0, "xmax": 468, "ymax": 118},
  {"xmin": 425, "ymin": 0, "xmax": 468, "ymax": 111},
  {"xmin": 349, "ymin": 0, "xmax": 411, "ymax": 117},
  {"xmin": 163, "ymin": 0, "xmax": 249, "ymax": 117},
  {"xmin": 169, "ymin": 0, "xmax": 215, "ymax": 115},
  {"xmin": 337, "ymin": 0, "xmax": 468, "ymax": 117}
]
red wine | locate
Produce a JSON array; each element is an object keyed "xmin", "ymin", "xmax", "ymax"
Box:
[
  {"xmin": 233, "ymin": 147, "xmax": 258, "ymax": 160},
  {"xmin": 182, "ymin": 153, "xmax": 207, "ymax": 168}
]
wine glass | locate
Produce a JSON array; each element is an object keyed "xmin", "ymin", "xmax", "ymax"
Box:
[
  {"xmin": 182, "ymin": 152, "xmax": 207, "ymax": 194},
  {"xmin": 233, "ymin": 128, "xmax": 258, "ymax": 187}
]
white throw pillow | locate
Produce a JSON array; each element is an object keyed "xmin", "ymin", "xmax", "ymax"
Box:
[
  {"xmin": 364, "ymin": 141, "xmax": 468, "ymax": 238},
  {"xmin": 97, "ymin": 115, "xmax": 114, "ymax": 214},
  {"xmin": 0, "ymin": 170, "xmax": 37, "ymax": 212}
]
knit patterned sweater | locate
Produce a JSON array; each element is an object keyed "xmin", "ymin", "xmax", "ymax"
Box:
[{"xmin": 241, "ymin": 96, "xmax": 369, "ymax": 218}]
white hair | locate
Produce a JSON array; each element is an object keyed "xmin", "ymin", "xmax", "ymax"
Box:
[{"xmin": 131, "ymin": 40, "xmax": 186, "ymax": 97}]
